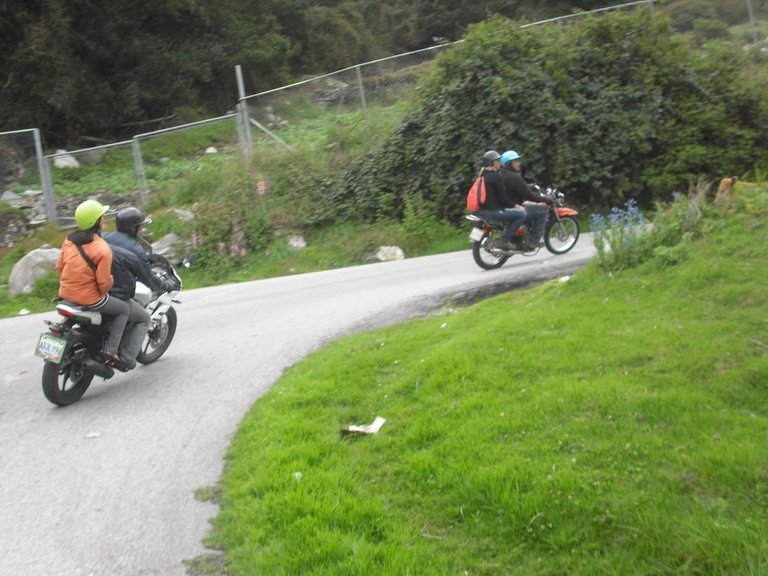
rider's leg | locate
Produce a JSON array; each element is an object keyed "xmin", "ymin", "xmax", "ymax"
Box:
[
  {"xmin": 499, "ymin": 208, "xmax": 527, "ymax": 242},
  {"xmin": 118, "ymin": 300, "xmax": 151, "ymax": 369},
  {"xmin": 523, "ymin": 203, "xmax": 548, "ymax": 245}
]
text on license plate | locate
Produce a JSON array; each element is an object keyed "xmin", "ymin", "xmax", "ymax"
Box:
[{"xmin": 35, "ymin": 333, "xmax": 67, "ymax": 364}]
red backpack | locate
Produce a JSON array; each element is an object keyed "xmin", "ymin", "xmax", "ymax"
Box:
[{"xmin": 466, "ymin": 175, "xmax": 486, "ymax": 211}]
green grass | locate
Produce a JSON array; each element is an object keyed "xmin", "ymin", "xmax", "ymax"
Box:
[{"xmin": 199, "ymin": 187, "xmax": 768, "ymax": 575}]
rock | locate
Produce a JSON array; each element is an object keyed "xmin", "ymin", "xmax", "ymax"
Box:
[
  {"xmin": 205, "ymin": 147, "xmax": 218, "ymax": 154},
  {"xmin": 53, "ymin": 150, "xmax": 80, "ymax": 169},
  {"xmin": 151, "ymin": 233, "xmax": 185, "ymax": 265},
  {"xmin": 375, "ymin": 245, "xmax": 405, "ymax": 261},
  {"xmin": 287, "ymin": 235, "xmax": 306, "ymax": 249},
  {"xmin": 0, "ymin": 212, "xmax": 29, "ymax": 248},
  {"xmin": 1, "ymin": 190, "xmax": 22, "ymax": 206},
  {"xmin": 170, "ymin": 207, "xmax": 195, "ymax": 221},
  {"xmin": 8, "ymin": 247, "xmax": 60, "ymax": 295}
]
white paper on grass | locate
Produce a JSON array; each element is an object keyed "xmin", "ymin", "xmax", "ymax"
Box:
[{"xmin": 342, "ymin": 416, "xmax": 387, "ymax": 435}]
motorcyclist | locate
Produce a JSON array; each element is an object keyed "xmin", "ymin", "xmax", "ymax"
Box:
[
  {"xmin": 55, "ymin": 199, "xmax": 130, "ymax": 364},
  {"xmin": 471, "ymin": 150, "xmax": 527, "ymax": 251},
  {"xmin": 500, "ymin": 150, "xmax": 552, "ymax": 251},
  {"xmin": 103, "ymin": 207, "xmax": 177, "ymax": 370}
]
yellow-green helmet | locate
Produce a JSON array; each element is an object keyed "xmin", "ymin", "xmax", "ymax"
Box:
[{"xmin": 74, "ymin": 199, "xmax": 109, "ymax": 230}]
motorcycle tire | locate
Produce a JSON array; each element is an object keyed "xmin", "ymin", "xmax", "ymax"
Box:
[
  {"xmin": 544, "ymin": 216, "xmax": 580, "ymax": 255},
  {"xmin": 137, "ymin": 306, "xmax": 177, "ymax": 365},
  {"xmin": 42, "ymin": 355, "xmax": 94, "ymax": 407},
  {"xmin": 472, "ymin": 230, "xmax": 510, "ymax": 270}
]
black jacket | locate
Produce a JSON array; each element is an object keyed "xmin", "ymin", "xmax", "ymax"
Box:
[
  {"xmin": 478, "ymin": 167, "xmax": 516, "ymax": 211},
  {"xmin": 104, "ymin": 231, "xmax": 166, "ymax": 299},
  {"xmin": 500, "ymin": 166, "xmax": 548, "ymax": 205}
]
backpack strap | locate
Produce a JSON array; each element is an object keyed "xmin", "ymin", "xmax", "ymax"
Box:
[{"xmin": 74, "ymin": 243, "xmax": 98, "ymax": 273}]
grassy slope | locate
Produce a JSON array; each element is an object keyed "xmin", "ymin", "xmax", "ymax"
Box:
[{"xmin": 203, "ymin": 190, "xmax": 768, "ymax": 575}]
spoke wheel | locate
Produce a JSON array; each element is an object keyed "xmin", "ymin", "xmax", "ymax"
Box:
[
  {"xmin": 544, "ymin": 216, "xmax": 580, "ymax": 254},
  {"xmin": 137, "ymin": 307, "xmax": 177, "ymax": 365},
  {"xmin": 471, "ymin": 229, "xmax": 510, "ymax": 270}
]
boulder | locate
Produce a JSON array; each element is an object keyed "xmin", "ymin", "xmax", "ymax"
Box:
[
  {"xmin": 375, "ymin": 246, "xmax": 405, "ymax": 261},
  {"xmin": 151, "ymin": 233, "xmax": 185, "ymax": 266},
  {"xmin": 53, "ymin": 150, "xmax": 80, "ymax": 169},
  {"xmin": 8, "ymin": 247, "xmax": 60, "ymax": 295},
  {"xmin": 287, "ymin": 235, "xmax": 306, "ymax": 249}
]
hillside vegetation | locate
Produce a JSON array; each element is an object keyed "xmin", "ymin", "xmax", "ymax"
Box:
[
  {"xmin": 317, "ymin": 10, "xmax": 768, "ymax": 225},
  {"xmin": 197, "ymin": 183, "xmax": 768, "ymax": 575}
]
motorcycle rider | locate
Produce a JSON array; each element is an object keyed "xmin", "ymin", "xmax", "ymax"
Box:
[
  {"xmin": 103, "ymin": 207, "xmax": 177, "ymax": 370},
  {"xmin": 471, "ymin": 150, "xmax": 527, "ymax": 251},
  {"xmin": 500, "ymin": 150, "xmax": 552, "ymax": 251},
  {"xmin": 55, "ymin": 199, "xmax": 130, "ymax": 364}
]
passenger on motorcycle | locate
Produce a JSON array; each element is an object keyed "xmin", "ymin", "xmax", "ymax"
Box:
[
  {"xmin": 500, "ymin": 150, "xmax": 552, "ymax": 251},
  {"xmin": 470, "ymin": 150, "xmax": 527, "ymax": 251},
  {"xmin": 103, "ymin": 207, "xmax": 177, "ymax": 370},
  {"xmin": 55, "ymin": 200, "xmax": 130, "ymax": 364}
]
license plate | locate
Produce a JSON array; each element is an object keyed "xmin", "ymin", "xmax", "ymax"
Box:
[
  {"xmin": 35, "ymin": 333, "xmax": 67, "ymax": 364},
  {"xmin": 469, "ymin": 227, "xmax": 484, "ymax": 242}
]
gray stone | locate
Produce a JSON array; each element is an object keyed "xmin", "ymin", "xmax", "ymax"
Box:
[
  {"xmin": 8, "ymin": 247, "xmax": 60, "ymax": 295},
  {"xmin": 287, "ymin": 235, "xmax": 306, "ymax": 249},
  {"xmin": 170, "ymin": 208, "xmax": 195, "ymax": 221},
  {"xmin": 53, "ymin": 150, "xmax": 80, "ymax": 169},
  {"xmin": 151, "ymin": 233, "xmax": 185, "ymax": 265},
  {"xmin": 375, "ymin": 245, "xmax": 405, "ymax": 261}
]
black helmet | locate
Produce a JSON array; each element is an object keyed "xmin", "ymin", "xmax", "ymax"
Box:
[
  {"xmin": 116, "ymin": 207, "xmax": 151, "ymax": 233},
  {"xmin": 482, "ymin": 150, "xmax": 501, "ymax": 166}
]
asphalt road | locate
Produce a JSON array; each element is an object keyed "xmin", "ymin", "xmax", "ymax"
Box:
[{"xmin": 0, "ymin": 239, "xmax": 595, "ymax": 576}]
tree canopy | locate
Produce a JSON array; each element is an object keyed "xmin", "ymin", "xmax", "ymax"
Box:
[{"xmin": 0, "ymin": 0, "xmax": 620, "ymax": 144}]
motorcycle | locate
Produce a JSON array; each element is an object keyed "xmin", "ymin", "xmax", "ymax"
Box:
[
  {"xmin": 34, "ymin": 253, "xmax": 182, "ymax": 406},
  {"xmin": 466, "ymin": 185, "xmax": 580, "ymax": 270}
]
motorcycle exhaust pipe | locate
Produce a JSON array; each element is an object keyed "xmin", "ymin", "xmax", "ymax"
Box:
[{"xmin": 83, "ymin": 358, "xmax": 115, "ymax": 379}]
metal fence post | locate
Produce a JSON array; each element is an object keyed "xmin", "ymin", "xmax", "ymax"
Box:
[
  {"xmin": 235, "ymin": 65, "xmax": 253, "ymax": 156},
  {"xmin": 32, "ymin": 128, "xmax": 57, "ymax": 223},
  {"xmin": 746, "ymin": 0, "xmax": 759, "ymax": 44},
  {"xmin": 131, "ymin": 137, "xmax": 149, "ymax": 202}
]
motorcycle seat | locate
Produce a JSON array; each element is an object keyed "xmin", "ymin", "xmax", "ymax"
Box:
[{"xmin": 56, "ymin": 301, "xmax": 103, "ymax": 325}]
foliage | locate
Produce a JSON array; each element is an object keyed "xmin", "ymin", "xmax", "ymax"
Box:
[
  {"xmin": 591, "ymin": 177, "xmax": 712, "ymax": 271},
  {"xmin": 0, "ymin": 1, "xmax": 657, "ymax": 146},
  {"xmin": 317, "ymin": 10, "xmax": 768, "ymax": 224},
  {"xmin": 204, "ymin": 185, "xmax": 768, "ymax": 575}
]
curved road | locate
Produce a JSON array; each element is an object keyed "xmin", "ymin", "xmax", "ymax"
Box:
[{"xmin": 0, "ymin": 240, "xmax": 594, "ymax": 575}]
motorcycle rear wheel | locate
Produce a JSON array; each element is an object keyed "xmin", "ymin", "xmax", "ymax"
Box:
[
  {"xmin": 472, "ymin": 230, "xmax": 510, "ymax": 270},
  {"xmin": 544, "ymin": 216, "xmax": 580, "ymax": 255},
  {"xmin": 137, "ymin": 306, "xmax": 177, "ymax": 365},
  {"xmin": 42, "ymin": 356, "xmax": 94, "ymax": 407}
]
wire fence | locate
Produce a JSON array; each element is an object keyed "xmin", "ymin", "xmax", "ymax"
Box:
[{"xmin": 1, "ymin": 0, "xmax": 765, "ymax": 226}]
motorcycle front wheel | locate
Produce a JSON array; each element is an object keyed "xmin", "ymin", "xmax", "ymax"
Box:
[
  {"xmin": 544, "ymin": 216, "xmax": 580, "ymax": 255},
  {"xmin": 42, "ymin": 354, "xmax": 94, "ymax": 407},
  {"xmin": 472, "ymin": 230, "xmax": 510, "ymax": 270},
  {"xmin": 137, "ymin": 306, "xmax": 177, "ymax": 365}
]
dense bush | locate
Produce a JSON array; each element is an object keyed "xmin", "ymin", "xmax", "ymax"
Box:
[{"xmin": 314, "ymin": 10, "xmax": 768, "ymax": 223}]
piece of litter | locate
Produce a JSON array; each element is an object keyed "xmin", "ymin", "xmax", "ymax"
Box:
[
  {"xmin": 85, "ymin": 432, "xmax": 102, "ymax": 439},
  {"xmin": 19, "ymin": 309, "xmax": 30, "ymax": 315},
  {"xmin": 293, "ymin": 472, "xmax": 302, "ymax": 481},
  {"xmin": 341, "ymin": 416, "xmax": 387, "ymax": 435},
  {"xmin": 559, "ymin": 276, "xmax": 571, "ymax": 283}
]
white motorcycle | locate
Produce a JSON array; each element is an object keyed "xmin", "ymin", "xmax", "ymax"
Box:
[{"xmin": 34, "ymin": 254, "xmax": 182, "ymax": 406}]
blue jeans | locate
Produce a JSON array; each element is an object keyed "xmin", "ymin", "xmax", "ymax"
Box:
[
  {"xmin": 523, "ymin": 202, "xmax": 548, "ymax": 244},
  {"xmin": 474, "ymin": 208, "xmax": 527, "ymax": 241}
]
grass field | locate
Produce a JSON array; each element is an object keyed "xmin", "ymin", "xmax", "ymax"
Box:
[{"xmin": 194, "ymin": 185, "xmax": 768, "ymax": 575}]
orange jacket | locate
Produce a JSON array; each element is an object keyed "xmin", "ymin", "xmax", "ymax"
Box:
[{"xmin": 55, "ymin": 235, "xmax": 114, "ymax": 305}]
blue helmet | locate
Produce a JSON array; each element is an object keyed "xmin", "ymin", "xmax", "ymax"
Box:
[{"xmin": 501, "ymin": 150, "xmax": 521, "ymax": 166}]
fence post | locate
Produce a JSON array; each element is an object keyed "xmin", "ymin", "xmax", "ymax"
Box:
[
  {"xmin": 746, "ymin": 0, "xmax": 759, "ymax": 44},
  {"xmin": 235, "ymin": 65, "xmax": 253, "ymax": 156},
  {"xmin": 131, "ymin": 137, "xmax": 149, "ymax": 202},
  {"xmin": 33, "ymin": 129, "xmax": 57, "ymax": 223}
]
